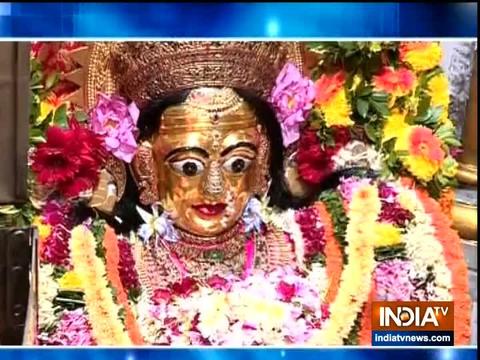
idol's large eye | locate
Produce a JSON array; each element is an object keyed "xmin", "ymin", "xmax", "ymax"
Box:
[
  {"xmin": 170, "ymin": 159, "xmax": 205, "ymax": 177},
  {"xmin": 223, "ymin": 156, "xmax": 252, "ymax": 174}
]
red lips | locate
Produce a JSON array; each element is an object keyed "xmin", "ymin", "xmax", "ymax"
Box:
[{"xmin": 192, "ymin": 203, "xmax": 227, "ymax": 217}]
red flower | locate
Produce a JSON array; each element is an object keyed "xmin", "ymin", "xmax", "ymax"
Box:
[
  {"xmin": 315, "ymin": 71, "xmax": 346, "ymax": 105},
  {"xmin": 373, "ymin": 66, "xmax": 416, "ymax": 97},
  {"xmin": 31, "ymin": 124, "xmax": 106, "ymax": 198},
  {"xmin": 276, "ymin": 281, "xmax": 297, "ymax": 302},
  {"xmin": 295, "ymin": 208, "xmax": 326, "ymax": 258},
  {"xmin": 296, "ymin": 126, "xmax": 350, "ymax": 186},
  {"xmin": 171, "ymin": 277, "xmax": 198, "ymax": 297},
  {"xmin": 152, "ymin": 288, "xmax": 173, "ymax": 304},
  {"xmin": 41, "ymin": 226, "xmax": 70, "ymax": 266},
  {"xmin": 118, "ymin": 240, "xmax": 140, "ymax": 291}
]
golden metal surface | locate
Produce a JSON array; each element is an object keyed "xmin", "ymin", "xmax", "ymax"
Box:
[
  {"xmin": 457, "ymin": 53, "xmax": 477, "ymax": 186},
  {"xmin": 453, "ymin": 201, "xmax": 477, "ymax": 240}
]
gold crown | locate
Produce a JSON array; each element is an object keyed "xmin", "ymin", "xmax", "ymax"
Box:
[{"xmin": 87, "ymin": 41, "xmax": 304, "ymax": 109}]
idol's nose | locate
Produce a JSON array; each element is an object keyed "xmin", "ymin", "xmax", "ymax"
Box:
[{"xmin": 202, "ymin": 160, "xmax": 225, "ymax": 198}]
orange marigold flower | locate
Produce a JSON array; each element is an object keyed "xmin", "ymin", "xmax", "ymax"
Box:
[
  {"xmin": 373, "ymin": 67, "xmax": 416, "ymax": 97},
  {"xmin": 315, "ymin": 71, "xmax": 346, "ymax": 105}
]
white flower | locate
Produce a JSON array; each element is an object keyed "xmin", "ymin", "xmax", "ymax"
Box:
[
  {"xmin": 136, "ymin": 204, "xmax": 179, "ymax": 244},
  {"xmin": 332, "ymin": 140, "xmax": 383, "ymax": 171},
  {"xmin": 38, "ymin": 264, "xmax": 59, "ymax": 329}
]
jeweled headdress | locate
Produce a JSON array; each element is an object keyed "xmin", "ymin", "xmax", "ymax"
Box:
[{"xmin": 85, "ymin": 41, "xmax": 305, "ymax": 109}]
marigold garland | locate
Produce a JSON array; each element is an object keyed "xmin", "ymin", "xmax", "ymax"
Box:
[
  {"xmin": 70, "ymin": 225, "xmax": 131, "ymax": 345},
  {"xmin": 103, "ymin": 225, "xmax": 144, "ymax": 345},
  {"xmin": 315, "ymin": 201, "xmax": 343, "ymax": 304},
  {"xmin": 415, "ymin": 189, "xmax": 471, "ymax": 345},
  {"xmin": 358, "ymin": 279, "xmax": 376, "ymax": 345},
  {"xmin": 438, "ymin": 188, "xmax": 455, "ymax": 220},
  {"xmin": 310, "ymin": 184, "xmax": 381, "ymax": 345}
]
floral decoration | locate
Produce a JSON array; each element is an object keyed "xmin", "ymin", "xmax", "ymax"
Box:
[
  {"xmin": 89, "ymin": 93, "xmax": 140, "ymax": 163},
  {"xmin": 270, "ymin": 62, "xmax": 315, "ymax": 147}
]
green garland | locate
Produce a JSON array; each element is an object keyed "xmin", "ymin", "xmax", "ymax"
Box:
[{"xmin": 318, "ymin": 189, "xmax": 349, "ymax": 264}]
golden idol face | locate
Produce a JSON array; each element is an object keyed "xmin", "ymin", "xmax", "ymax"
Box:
[{"xmin": 151, "ymin": 88, "xmax": 269, "ymax": 238}]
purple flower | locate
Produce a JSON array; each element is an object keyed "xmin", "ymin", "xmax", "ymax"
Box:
[
  {"xmin": 270, "ymin": 63, "xmax": 315, "ymax": 147},
  {"xmin": 380, "ymin": 201, "xmax": 414, "ymax": 227},
  {"xmin": 89, "ymin": 93, "xmax": 139, "ymax": 163},
  {"xmin": 42, "ymin": 200, "xmax": 71, "ymax": 226},
  {"xmin": 378, "ymin": 182, "xmax": 398, "ymax": 203},
  {"xmin": 374, "ymin": 259, "xmax": 415, "ymax": 301}
]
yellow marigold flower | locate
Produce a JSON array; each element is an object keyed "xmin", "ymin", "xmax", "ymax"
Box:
[
  {"xmin": 404, "ymin": 155, "xmax": 441, "ymax": 182},
  {"xmin": 373, "ymin": 223, "xmax": 403, "ymax": 247},
  {"xmin": 400, "ymin": 42, "xmax": 443, "ymax": 72},
  {"xmin": 58, "ymin": 271, "xmax": 83, "ymax": 291},
  {"xmin": 321, "ymin": 90, "xmax": 354, "ymax": 127},
  {"xmin": 395, "ymin": 126, "xmax": 445, "ymax": 182},
  {"xmin": 382, "ymin": 111, "xmax": 409, "ymax": 143},
  {"xmin": 428, "ymin": 73, "xmax": 450, "ymax": 123},
  {"xmin": 32, "ymin": 216, "xmax": 52, "ymax": 242}
]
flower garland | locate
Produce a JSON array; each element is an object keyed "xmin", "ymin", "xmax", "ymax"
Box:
[
  {"xmin": 396, "ymin": 184, "xmax": 453, "ymax": 301},
  {"xmin": 102, "ymin": 225, "xmax": 144, "ymax": 345},
  {"xmin": 415, "ymin": 188, "xmax": 471, "ymax": 345},
  {"xmin": 310, "ymin": 184, "xmax": 381, "ymax": 345},
  {"xmin": 38, "ymin": 264, "xmax": 59, "ymax": 331},
  {"xmin": 317, "ymin": 190, "xmax": 349, "ymax": 263},
  {"xmin": 315, "ymin": 202, "xmax": 343, "ymax": 304},
  {"xmin": 69, "ymin": 225, "xmax": 131, "ymax": 345}
]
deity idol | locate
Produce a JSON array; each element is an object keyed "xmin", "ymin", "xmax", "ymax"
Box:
[{"xmin": 30, "ymin": 42, "xmax": 472, "ymax": 346}]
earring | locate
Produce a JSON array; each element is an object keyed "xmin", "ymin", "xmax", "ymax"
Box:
[
  {"xmin": 254, "ymin": 130, "xmax": 270, "ymax": 197},
  {"xmin": 131, "ymin": 141, "xmax": 159, "ymax": 206}
]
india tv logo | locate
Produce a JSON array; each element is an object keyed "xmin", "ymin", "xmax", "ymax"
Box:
[{"xmin": 371, "ymin": 301, "xmax": 454, "ymax": 346}]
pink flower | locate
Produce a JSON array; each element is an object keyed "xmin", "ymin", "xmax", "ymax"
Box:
[
  {"xmin": 374, "ymin": 259, "xmax": 416, "ymax": 301},
  {"xmin": 295, "ymin": 208, "xmax": 326, "ymax": 258},
  {"xmin": 41, "ymin": 225, "xmax": 70, "ymax": 266},
  {"xmin": 339, "ymin": 176, "xmax": 372, "ymax": 203},
  {"xmin": 276, "ymin": 280, "xmax": 297, "ymax": 302},
  {"xmin": 42, "ymin": 200, "xmax": 71, "ymax": 226},
  {"xmin": 207, "ymin": 275, "xmax": 230, "ymax": 291},
  {"xmin": 171, "ymin": 277, "xmax": 198, "ymax": 297},
  {"xmin": 152, "ymin": 288, "xmax": 173, "ymax": 304},
  {"xmin": 270, "ymin": 63, "xmax": 315, "ymax": 147},
  {"xmin": 89, "ymin": 93, "xmax": 139, "ymax": 163},
  {"xmin": 40, "ymin": 309, "xmax": 95, "ymax": 346}
]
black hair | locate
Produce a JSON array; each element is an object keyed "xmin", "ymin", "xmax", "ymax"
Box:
[{"xmin": 102, "ymin": 88, "xmax": 378, "ymax": 234}]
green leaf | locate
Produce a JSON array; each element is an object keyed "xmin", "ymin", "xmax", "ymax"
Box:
[
  {"xmin": 357, "ymin": 86, "xmax": 373, "ymax": 97},
  {"xmin": 53, "ymin": 104, "xmax": 68, "ymax": 128},
  {"xmin": 369, "ymin": 100, "xmax": 390, "ymax": 117},
  {"xmin": 371, "ymin": 91, "xmax": 389, "ymax": 102},
  {"xmin": 74, "ymin": 111, "xmax": 89, "ymax": 123},
  {"xmin": 0, "ymin": 205, "xmax": 21, "ymax": 215},
  {"xmin": 364, "ymin": 122, "xmax": 378, "ymax": 143},
  {"xmin": 45, "ymin": 72, "xmax": 59, "ymax": 90},
  {"xmin": 395, "ymin": 150, "xmax": 410, "ymax": 157},
  {"xmin": 382, "ymin": 138, "xmax": 397, "ymax": 153},
  {"xmin": 444, "ymin": 137, "xmax": 462, "ymax": 147},
  {"xmin": 29, "ymin": 128, "xmax": 46, "ymax": 144},
  {"xmin": 356, "ymin": 98, "xmax": 369, "ymax": 118}
]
